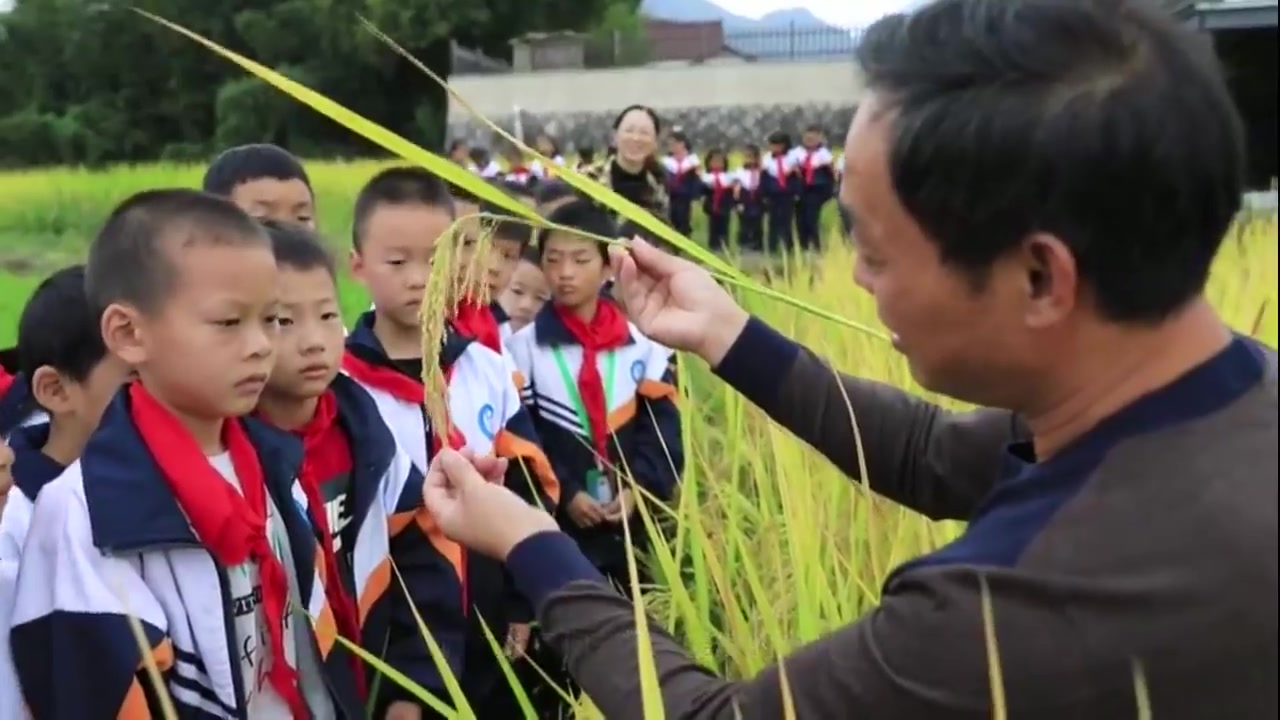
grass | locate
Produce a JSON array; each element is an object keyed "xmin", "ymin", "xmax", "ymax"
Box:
[{"xmin": 0, "ymin": 161, "xmax": 1276, "ymax": 718}]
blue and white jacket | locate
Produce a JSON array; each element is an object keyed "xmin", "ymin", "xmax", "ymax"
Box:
[
  {"xmin": 507, "ymin": 304, "xmax": 684, "ymax": 566},
  {"xmin": 6, "ymin": 393, "xmax": 361, "ymax": 719}
]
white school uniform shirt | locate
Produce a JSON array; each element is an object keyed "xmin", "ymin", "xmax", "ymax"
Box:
[
  {"xmin": 700, "ymin": 170, "xmax": 736, "ymax": 192},
  {"xmin": 504, "ymin": 167, "xmax": 534, "ymax": 186},
  {"xmin": 348, "ymin": 342, "xmax": 524, "ymax": 475},
  {"xmin": 787, "ymin": 145, "xmax": 834, "ymax": 174},
  {"xmin": 662, "ymin": 153, "xmax": 701, "ymax": 177},
  {"xmin": 530, "ymin": 156, "xmax": 565, "ymax": 179},
  {"xmin": 477, "ymin": 161, "xmax": 502, "ymax": 179},
  {"xmin": 734, "ymin": 166, "xmax": 764, "ymax": 193},
  {"xmin": 763, "ymin": 151, "xmax": 798, "ymax": 182}
]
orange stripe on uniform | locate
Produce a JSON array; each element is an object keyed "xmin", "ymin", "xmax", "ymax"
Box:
[
  {"xmin": 512, "ymin": 370, "xmax": 526, "ymax": 392},
  {"xmin": 389, "ymin": 509, "xmax": 416, "ymax": 537},
  {"xmin": 638, "ymin": 379, "xmax": 678, "ymax": 402},
  {"xmin": 358, "ymin": 557, "xmax": 391, "ymax": 625},
  {"xmin": 118, "ymin": 638, "xmax": 175, "ymax": 719},
  {"xmin": 608, "ymin": 398, "xmax": 636, "ymax": 430},
  {"xmin": 494, "ymin": 430, "xmax": 561, "ymax": 505},
  {"xmin": 313, "ymin": 600, "xmax": 338, "ymax": 658},
  {"xmin": 416, "ymin": 509, "xmax": 465, "ymax": 585}
]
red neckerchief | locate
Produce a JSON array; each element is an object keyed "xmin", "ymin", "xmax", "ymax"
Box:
[
  {"xmin": 128, "ymin": 382, "xmax": 308, "ymax": 718},
  {"xmin": 451, "ymin": 298, "xmax": 502, "ymax": 354},
  {"xmin": 286, "ymin": 390, "xmax": 365, "ymax": 700},
  {"xmin": 772, "ymin": 153, "xmax": 788, "ymax": 185},
  {"xmin": 553, "ymin": 300, "xmax": 630, "ymax": 464},
  {"xmin": 667, "ymin": 153, "xmax": 691, "ymax": 190},
  {"xmin": 801, "ymin": 148, "xmax": 817, "ymax": 185},
  {"xmin": 710, "ymin": 171, "xmax": 728, "ymax": 214},
  {"xmin": 0, "ymin": 366, "xmax": 14, "ymax": 398},
  {"xmin": 341, "ymin": 352, "xmax": 466, "ymax": 454}
]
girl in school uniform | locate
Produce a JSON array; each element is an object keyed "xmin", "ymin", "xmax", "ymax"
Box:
[
  {"xmin": 530, "ymin": 134, "xmax": 566, "ymax": 181},
  {"xmin": 662, "ymin": 131, "xmax": 702, "ymax": 236},
  {"xmin": 699, "ymin": 148, "xmax": 736, "ymax": 251},
  {"xmin": 735, "ymin": 144, "xmax": 767, "ymax": 252}
]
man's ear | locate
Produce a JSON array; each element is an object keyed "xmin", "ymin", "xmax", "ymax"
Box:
[
  {"xmin": 100, "ymin": 302, "xmax": 148, "ymax": 366},
  {"xmin": 30, "ymin": 366, "xmax": 72, "ymax": 416}
]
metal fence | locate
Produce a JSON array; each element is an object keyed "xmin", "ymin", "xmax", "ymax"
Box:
[{"xmin": 453, "ymin": 24, "xmax": 862, "ymax": 75}]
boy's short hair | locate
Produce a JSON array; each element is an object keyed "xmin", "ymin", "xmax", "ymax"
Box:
[
  {"xmin": 449, "ymin": 183, "xmax": 482, "ymax": 206},
  {"xmin": 519, "ymin": 245, "xmax": 540, "ymax": 264},
  {"xmin": 202, "ymin": 144, "xmax": 312, "ymax": 197},
  {"xmin": 542, "ymin": 199, "xmax": 616, "ymax": 262},
  {"xmin": 86, "ymin": 189, "xmax": 270, "ymax": 318},
  {"xmin": 260, "ymin": 220, "xmax": 336, "ymax": 278},
  {"xmin": 535, "ymin": 180, "xmax": 578, "ymax": 208},
  {"xmin": 478, "ymin": 200, "xmax": 534, "ymax": 248},
  {"xmin": 767, "ymin": 131, "xmax": 791, "ymax": 147},
  {"xmin": 17, "ymin": 264, "xmax": 108, "ymax": 388},
  {"xmin": 352, "ymin": 166, "xmax": 454, "ymax": 249}
]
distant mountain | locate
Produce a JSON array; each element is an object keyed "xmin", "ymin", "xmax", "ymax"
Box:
[{"xmin": 638, "ymin": 0, "xmax": 857, "ymax": 59}]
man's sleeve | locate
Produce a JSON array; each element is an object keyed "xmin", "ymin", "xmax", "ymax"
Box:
[{"xmin": 713, "ymin": 317, "xmax": 1025, "ymax": 520}]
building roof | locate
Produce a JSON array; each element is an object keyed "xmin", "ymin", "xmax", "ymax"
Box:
[{"xmin": 1174, "ymin": 0, "xmax": 1278, "ymax": 30}]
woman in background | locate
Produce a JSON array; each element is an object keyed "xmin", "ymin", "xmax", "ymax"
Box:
[{"xmin": 583, "ymin": 105, "xmax": 670, "ymax": 225}]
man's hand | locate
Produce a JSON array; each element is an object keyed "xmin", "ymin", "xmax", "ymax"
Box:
[
  {"xmin": 422, "ymin": 448, "xmax": 557, "ymax": 560},
  {"xmin": 566, "ymin": 491, "xmax": 607, "ymax": 528},
  {"xmin": 609, "ymin": 238, "xmax": 750, "ymax": 366}
]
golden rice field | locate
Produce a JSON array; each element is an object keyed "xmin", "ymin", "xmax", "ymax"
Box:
[{"xmin": 0, "ymin": 161, "xmax": 1275, "ymax": 718}]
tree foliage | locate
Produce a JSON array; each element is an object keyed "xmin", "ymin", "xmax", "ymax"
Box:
[{"xmin": 0, "ymin": 0, "xmax": 625, "ymax": 167}]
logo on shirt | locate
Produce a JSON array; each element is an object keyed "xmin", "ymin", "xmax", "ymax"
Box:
[
  {"xmin": 630, "ymin": 359, "xmax": 645, "ymax": 384},
  {"xmin": 477, "ymin": 403, "xmax": 496, "ymax": 440}
]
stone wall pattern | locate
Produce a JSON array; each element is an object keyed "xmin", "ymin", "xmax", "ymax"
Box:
[{"xmin": 446, "ymin": 103, "xmax": 858, "ymax": 153}]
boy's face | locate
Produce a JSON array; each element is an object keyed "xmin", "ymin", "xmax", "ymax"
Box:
[
  {"xmin": 31, "ymin": 356, "xmax": 133, "ymax": 440},
  {"xmin": 115, "ymin": 240, "xmax": 278, "ymax": 421},
  {"xmin": 490, "ymin": 238, "xmax": 523, "ymax": 295},
  {"xmin": 769, "ymin": 142, "xmax": 787, "ymax": 155},
  {"xmin": 267, "ymin": 266, "xmax": 344, "ymax": 401},
  {"xmin": 351, "ymin": 203, "xmax": 451, "ymax": 330},
  {"xmin": 499, "ymin": 260, "xmax": 550, "ymax": 331},
  {"xmin": 230, "ymin": 178, "xmax": 315, "ymax": 229},
  {"xmin": 542, "ymin": 232, "xmax": 606, "ymax": 310},
  {"xmin": 451, "ymin": 144, "xmax": 469, "ymax": 162},
  {"xmin": 802, "ymin": 131, "xmax": 822, "ymax": 149},
  {"xmin": 708, "ymin": 155, "xmax": 725, "ymax": 171}
]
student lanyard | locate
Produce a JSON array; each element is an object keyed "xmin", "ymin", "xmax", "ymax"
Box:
[{"xmin": 550, "ymin": 346, "xmax": 617, "ymax": 461}]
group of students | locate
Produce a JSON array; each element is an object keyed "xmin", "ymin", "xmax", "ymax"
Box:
[
  {"xmin": 450, "ymin": 124, "xmax": 847, "ymax": 255},
  {"xmin": 0, "ymin": 142, "xmax": 684, "ymax": 719}
]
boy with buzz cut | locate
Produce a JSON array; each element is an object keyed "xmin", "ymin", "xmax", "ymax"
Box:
[
  {"xmin": 342, "ymin": 166, "xmax": 559, "ymax": 716},
  {"xmin": 254, "ymin": 219, "xmax": 445, "ymax": 717},
  {"xmin": 477, "ymin": 197, "xmax": 536, "ymax": 330},
  {"xmin": 204, "ymin": 143, "xmax": 317, "ymax": 228},
  {"xmin": 9, "ymin": 189, "xmax": 358, "ymax": 719},
  {"xmin": 0, "ymin": 264, "xmax": 134, "ymax": 719}
]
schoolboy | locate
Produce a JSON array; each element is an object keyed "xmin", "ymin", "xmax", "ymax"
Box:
[
  {"xmin": 8, "ymin": 189, "xmax": 356, "ymax": 718},
  {"xmin": 761, "ymin": 130, "xmax": 800, "ymax": 252},
  {"xmin": 507, "ymin": 198, "xmax": 684, "ymax": 590},
  {"xmin": 534, "ymin": 179, "xmax": 579, "ymax": 218},
  {"xmin": 0, "ymin": 265, "xmax": 133, "ymax": 563},
  {"xmin": 497, "ymin": 246, "xmax": 550, "ymax": 345},
  {"xmin": 342, "ymin": 167, "xmax": 560, "ymax": 714},
  {"xmin": 734, "ymin": 144, "xmax": 767, "ymax": 252},
  {"xmin": 0, "ymin": 265, "xmax": 133, "ymax": 719},
  {"xmin": 789, "ymin": 125, "xmax": 836, "ymax": 250},
  {"xmin": 255, "ymin": 220, "xmax": 442, "ymax": 717},
  {"xmin": 478, "ymin": 198, "xmax": 535, "ymax": 305},
  {"xmin": 203, "ymin": 143, "xmax": 317, "ymax": 228}
]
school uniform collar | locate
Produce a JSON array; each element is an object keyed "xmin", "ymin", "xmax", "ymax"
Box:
[
  {"xmin": 8, "ymin": 422, "xmax": 65, "ymax": 502},
  {"xmin": 346, "ymin": 310, "xmax": 475, "ymax": 373},
  {"xmin": 328, "ymin": 372, "xmax": 404, "ymax": 521},
  {"xmin": 531, "ymin": 301, "xmax": 636, "ymax": 348},
  {"xmin": 82, "ymin": 389, "xmax": 304, "ymax": 554}
]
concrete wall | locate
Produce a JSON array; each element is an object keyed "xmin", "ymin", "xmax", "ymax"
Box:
[{"xmin": 446, "ymin": 59, "xmax": 865, "ymax": 151}]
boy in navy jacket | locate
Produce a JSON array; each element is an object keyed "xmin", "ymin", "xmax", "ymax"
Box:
[
  {"xmin": 761, "ymin": 131, "xmax": 800, "ymax": 252},
  {"xmin": 790, "ymin": 125, "xmax": 837, "ymax": 250}
]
